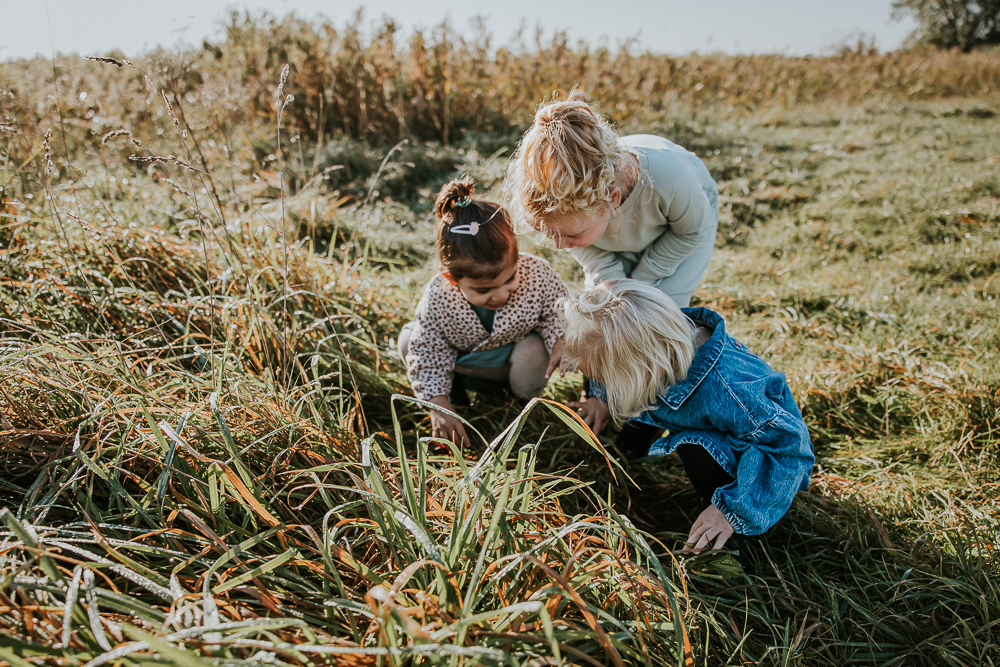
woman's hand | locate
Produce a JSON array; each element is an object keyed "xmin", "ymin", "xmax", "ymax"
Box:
[
  {"xmin": 567, "ymin": 396, "xmax": 611, "ymax": 434},
  {"xmin": 684, "ymin": 505, "xmax": 735, "ymax": 553},
  {"xmin": 544, "ymin": 336, "xmax": 570, "ymax": 379},
  {"xmin": 428, "ymin": 395, "xmax": 468, "ymax": 445}
]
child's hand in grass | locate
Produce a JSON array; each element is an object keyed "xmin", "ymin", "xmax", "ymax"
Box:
[
  {"xmin": 684, "ymin": 505, "xmax": 735, "ymax": 553},
  {"xmin": 428, "ymin": 396, "xmax": 468, "ymax": 445},
  {"xmin": 567, "ymin": 396, "xmax": 610, "ymax": 434},
  {"xmin": 544, "ymin": 336, "xmax": 569, "ymax": 379}
]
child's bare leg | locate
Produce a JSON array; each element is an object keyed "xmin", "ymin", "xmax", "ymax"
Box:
[
  {"xmin": 396, "ymin": 321, "xmax": 417, "ymax": 359},
  {"xmin": 507, "ymin": 333, "xmax": 548, "ymax": 399}
]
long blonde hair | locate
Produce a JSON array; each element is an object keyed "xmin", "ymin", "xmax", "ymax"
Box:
[
  {"xmin": 503, "ymin": 92, "xmax": 622, "ymax": 230},
  {"xmin": 560, "ymin": 280, "xmax": 696, "ymax": 421}
]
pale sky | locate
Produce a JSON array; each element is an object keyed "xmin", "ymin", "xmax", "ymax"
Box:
[{"xmin": 2, "ymin": 0, "xmax": 918, "ymax": 61}]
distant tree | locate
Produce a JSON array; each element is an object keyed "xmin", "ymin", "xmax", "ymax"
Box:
[{"xmin": 893, "ymin": 0, "xmax": 1000, "ymax": 50}]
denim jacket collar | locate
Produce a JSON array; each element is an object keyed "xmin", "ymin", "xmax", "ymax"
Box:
[{"xmin": 663, "ymin": 307, "xmax": 728, "ymax": 410}]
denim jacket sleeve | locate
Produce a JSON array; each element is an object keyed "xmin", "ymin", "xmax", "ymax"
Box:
[
  {"xmin": 587, "ymin": 378, "xmax": 609, "ymax": 402},
  {"xmin": 691, "ymin": 372, "xmax": 813, "ymax": 535}
]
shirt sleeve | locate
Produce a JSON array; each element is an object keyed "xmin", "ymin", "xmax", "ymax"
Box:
[
  {"xmin": 570, "ymin": 245, "xmax": 628, "ymax": 287},
  {"xmin": 586, "ymin": 378, "xmax": 608, "ymax": 403},
  {"xmin": 704, "ymin": 376, "xmax": 814, "ymax": 536},
  {"xmin": 630, "ymin": 160, "xmax": 716, "ymax": 284},
  {"xmin": 533, "ymin": 261, "xmax": 570, "ymax": 353},
  {"xmin": 405, "ymin": 297, "xmax": 458, "ymax": 401}
]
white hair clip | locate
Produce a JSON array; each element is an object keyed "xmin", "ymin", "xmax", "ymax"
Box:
[{"xmin": 449, "ymin": 222, "xmax": 480, "ymax": 235}]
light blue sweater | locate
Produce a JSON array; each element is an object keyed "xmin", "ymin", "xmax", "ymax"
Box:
[{"xmin": 570, "ymin": 134, "xmax": 718, "ymax": 292}]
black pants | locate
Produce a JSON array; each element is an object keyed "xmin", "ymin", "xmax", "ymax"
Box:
[
  {"xmin": 616, "ymin": 421, "xmax": 746, "ymax": 558},
  {"xmin": 675, "ymin": 442, "xmax": 735, "ymax": 505},
  {"xmin": 615, "ymin": 421, "xmax": 735, "ymax": 503}
]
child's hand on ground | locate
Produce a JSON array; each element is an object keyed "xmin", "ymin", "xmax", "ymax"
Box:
[
  {"xmin": 544, "ymin": 336, "xmax": 570, "ymax": 379},
  {"xmin": 684, "ymin": 505, "xmax": 735, "ymax": 553},
  {"xmin": 428, "ymin": 396, "xmax": 468, "ymax": 445},
  {"xmin": 567, "ymin": 396, "xmax": 610, "ymax": 434}
]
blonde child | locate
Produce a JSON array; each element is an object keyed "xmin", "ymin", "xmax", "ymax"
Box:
[
  {"xmin": 560, "ymin": 280, "xmax": 814, "ymax": 552},
  {"xmin": 398, "ymin": 178, "xmax": 569, "ymax": 445},
  {"xmin": 504, "ymin": 93, "xmax": 718, "ymax": 308},
  {"xmin": 505, "ymin": 94, "xmax": 720, "ymax": 430}
]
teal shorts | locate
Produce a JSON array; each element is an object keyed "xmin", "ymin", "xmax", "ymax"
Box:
[{"xmin": 456, "ymin": 342, "xmax": 515, "ymax": 369}]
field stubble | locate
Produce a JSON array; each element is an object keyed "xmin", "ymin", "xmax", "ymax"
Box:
[{"xmin": 1, "ymin": 29, "xmax": 1000, "ymax": 667}]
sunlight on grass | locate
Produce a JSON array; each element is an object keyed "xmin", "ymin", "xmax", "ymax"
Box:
[{"xmin": 2, "ymin": 19, "xmax": 999, "ymax": 665}]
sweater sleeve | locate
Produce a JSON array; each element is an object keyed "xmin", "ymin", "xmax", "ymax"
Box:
[
  {"xmin": 405, "ymin": 296, "xmax": 459, "ymax": 401},
  {"xmin": 533, "ymin": 261, "xmax": 570, "ymax": 352},
  {"xmin": 630, "ymin": 157, "xmax": 716, "ymax": 284},
  {"xmin": 569, "ymin": 245, "xmax": 628, "ymax": 287}
]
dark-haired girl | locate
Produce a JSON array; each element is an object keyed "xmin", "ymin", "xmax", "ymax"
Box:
[{"xmin": 397, "ymin": 178, "xmax": 570, "ymax": 444}]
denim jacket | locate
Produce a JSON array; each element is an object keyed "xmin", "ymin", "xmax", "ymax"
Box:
[{"xmin": 591, "ymin": 307, "xmax": 814, "ymax": 535}]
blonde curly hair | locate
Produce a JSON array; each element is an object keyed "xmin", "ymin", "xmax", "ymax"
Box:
[
  {"xmin": 560, "ymin": 280, "xmax": 696, "ymax": 421},
  {"xmin": 503, "ymin": 92, "xmax": 623, "ymax": 230}
]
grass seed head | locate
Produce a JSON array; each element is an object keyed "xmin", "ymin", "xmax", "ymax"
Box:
[
  {"xmin": 85, "ymin": 56, "xmax": 124, "ymax": 67},
  {"xmin": 42, "ymin": 128, "xmax": 53, "ymax": 176},
  {"xmin": 101, "ymin": 129, "xmax": 142, "ymax": 147},
  {"xmin": 161, "ymin": 90, "xmax": 180, "ymax": 127},
  {"xmin": 277, "ymin": 63, "xmax": 290, "ymax": 99}
]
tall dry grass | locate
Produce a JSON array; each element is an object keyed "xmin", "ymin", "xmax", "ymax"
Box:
[{"xmin": 4, "ymin": 11, "xmax": 1000, "ymax": 174}]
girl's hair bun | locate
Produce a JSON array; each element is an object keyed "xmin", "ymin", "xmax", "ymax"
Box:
[
  {"xmin": 432, "ymin": 177, "xmax": 518, "ymax": 282},
  {"xmin": 435, "ymin": 177, "xmax": 475, "ymax": 221},
  {"xmin": 534, "ymin": 89, "xmax": 592, "ymax": 129}
]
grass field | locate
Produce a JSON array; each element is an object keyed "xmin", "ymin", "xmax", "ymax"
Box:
[{"xmin": 1, "ymin": 22, "xmax": 1000, "ymax": 666}]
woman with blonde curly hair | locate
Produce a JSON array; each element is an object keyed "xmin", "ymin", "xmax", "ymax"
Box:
[{"xmin": 504, "ymin": 92, "xmax": 720, "ymax": 431}]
